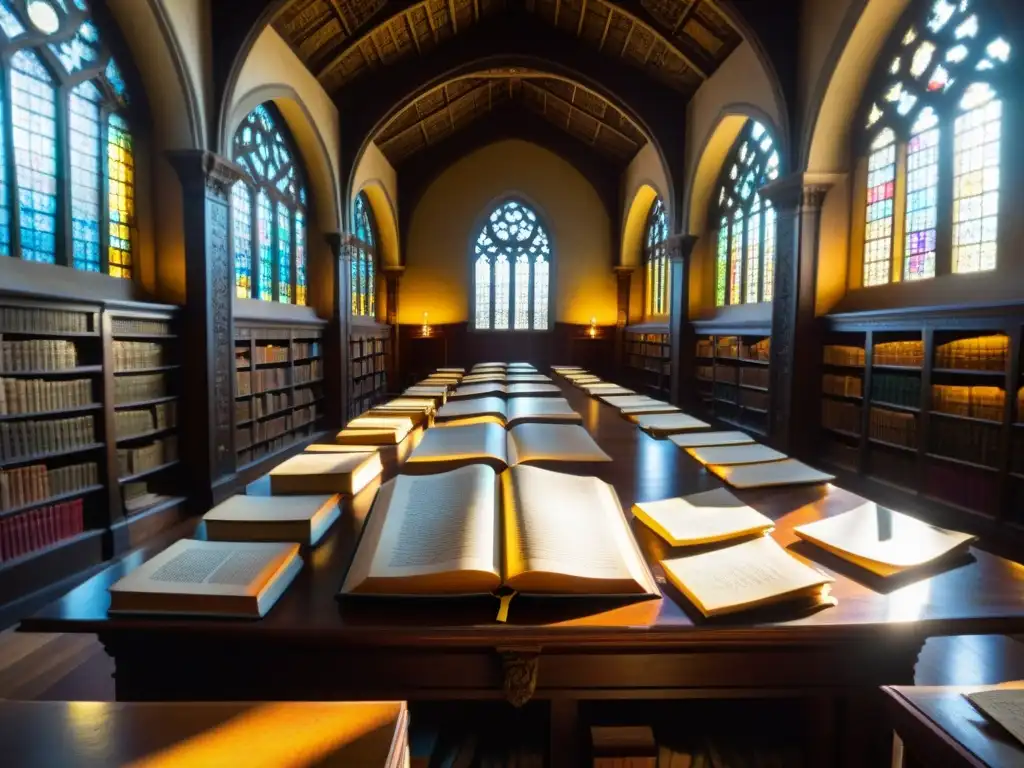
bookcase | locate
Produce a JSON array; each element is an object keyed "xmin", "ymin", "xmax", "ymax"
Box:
[
  {"xmin": 692, "ymin": 324, "xmax": 772, "ymax": 437},
  {"xmin": 623, "ymin": 326, "xmax": 671, "ymax": 399},
  {"xmin": 0, "ymin": 295, "xmax": 183, "ymax": 615},
  {"xmin": 234, "ymin": 321, "xmax": 326, "ymax": 472},
  {"xmin": 819, "ymin": 306, "xmax": 1024, "ymax": 541},
  {"xmin": 348, "ymin": 329, "xmax": 390, "ymax": 420}
]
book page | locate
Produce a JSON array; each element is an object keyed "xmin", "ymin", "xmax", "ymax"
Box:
[
  {"xmin": 502, "ymin": 465, "xmax": 654, "ymax": 594},
  {"xmin": 686, "ymin": 443, "xmax": 787, "ymax": 466},
  {"xmin": 635, "ymin": 413, "xmax": 710, "ymax": 434},
  {"xmin": 633, "ymin": 488, "xmax": 774, "ymax": 546},
  {"xmin": 406, "ymin": 422, "xmax": 508, "ymax": 467},
  {"xmin": 669, "ymin": 431, "xmax": 754, "ymax": 449},
  {"xmin": 507, "ymin": 397, "xmax": 581, "ymax": 425},
  {"xmin": 661, "ymin": 536, "xmax": 832, "ymax": 617},
  {"xmin": 436, "ymin": 396, "xmax": 507, "ymax": 423},
  {"xmin": 506, "ymin": 423, "xmax": 611, "ymax": 465},
  {"xmin": 710, "ymin": 459, "xmax": 835, "ymax": 489},
  {"xmin": 345, "ymin": 466, "xmax": 501, "ymax": 595},
  {"xmin": 966, "ymin": 688, "xmax": 1024, "ymax": 746}
]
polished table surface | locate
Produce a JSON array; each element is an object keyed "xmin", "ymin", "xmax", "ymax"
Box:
[
  {"xmin": 0, "ymin": 700, "xmax": 408, "ymax": 768},
  {"xmin": 884, "ymin": 685, "xmax": 1024, "ymax": 767},
  {"xmin": 23, "ymin": 378, "xmax": 1024, "ymax": 644}
]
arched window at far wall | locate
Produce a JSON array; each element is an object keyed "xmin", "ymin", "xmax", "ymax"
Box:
[
  {"xmin": 645, "ymin": 197, "xmax": 669, "ymax": 316},
  {"xmin": 859, "ymin": 0, "xmax": 1011, "ymax": 286},
  {"xmin": 351, "ymin": 192, "xmax": 376, "ymax": 318},
  {"xmin": 714, "ymin": 120, "xmax": 781, "ymax": 306},
  {"xmin": 0, "ymin": 0, "xmax": 136, "ymax": 277},
  {"xmin": 231, "ymin": 103, "xmax": 308, "ymax": 304}
]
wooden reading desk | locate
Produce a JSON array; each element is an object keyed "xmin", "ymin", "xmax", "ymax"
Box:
[{"xmin": 21, "ymin": 381, "xmax": 1024, "ymax": 766}]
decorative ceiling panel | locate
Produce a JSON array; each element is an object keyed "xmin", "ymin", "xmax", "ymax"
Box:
[
  {"xmin": 274, "ymin": 0, "xmax": 744, "ymax": 97},
  {"xmin": 374, "ymin": 70, "xmax": 648, "ymax": 166}
]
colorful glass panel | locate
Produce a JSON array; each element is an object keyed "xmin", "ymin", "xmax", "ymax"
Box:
[
  {"xmin": 68, "ymin": 81, "xmax": 101, "ymax": 272},
  {"xmin": 904, "ymin": 108, "xmax": 940, "ymax": 280},
  {"xmin": 277, "ymin": 202, "xmax": 291, "ymax": 303},
  {"xmin": 493, "ymin": 254, "xmax": 510, "ymax": 330},
  {"xmin": 295, "ymin": 210, "xmax": 306, "ymax": 306},
  {"xmin": 350, "ymin": 192, "xmax": 377, "ymax": 316},
  {"xmin": 475, "ymin": 255, "xmax": 491, "ymax": 329},
  {"xmin": 644, "ymin": 197, "xmax": 669, "ymax": 316},
  {"xmin": 714, "ymin": 119, "xmax": 780, "ymax": 305},
  {"xmin": 763, "ymin": 203, "xmax": 776, "ymax": 302},
  {"xmin": 864, "ymin": 128, "xmax": 896, "ymax": 286},
  {"xmin": 534, "ymin": 254, "xmax": 549, "ymax": 330},
  {"xmin": 953, "ymin": 89, "xmax": 1000, "ymax": 273},
  {"xmin": 0, "ymin": 1, "xmax": 24, "ymax": 38},
  {"xmin": 256, "ymin": 191, "xmax": 273, "ymax": 301},
  {"xmin": 49, "ymin": 20, "xmax": 100, "ymax": 74},
  {"xmin": 0, "ymin": 85, "xmax": 7, "ymax": 257},
  {"xmin": 11, "ymin": 50, "xmax": 57, "ymax": 264},
  {"xmin": 231, "ymin": 182, "xmax": 252, "ymax": 298},
  {"xmin": 106, "ymin": 113, "xmax": 133, "ymax": 278},
  {"xmin": 367, "ymin": 251, "xmax": 375, "ymax": 317},
  {"xmin": 514, "ymin": 254, "xmax": 530, "ymax": 329}
]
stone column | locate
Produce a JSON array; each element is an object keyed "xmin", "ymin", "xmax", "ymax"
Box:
[
  {"xmin": 166, "ymin": 150, "xmax": 243, "ymax": 509},
  {"xmin": 667, "ymin": 234, "xmax": 697, "ymax": 407},
  {"xmin": 326, "ymin": 232, "xmax": 352, "ymax": 426},
  {"xmin": 611, "ymin": 265, "xmax": 634, "ymax": 373},
  {"xmin": 383, "ymin": 266, "xmax": 404, "ymax": 387},
  {"xmin": 760, "ymin": 173, "xmax": 839, "ymax": 455}
]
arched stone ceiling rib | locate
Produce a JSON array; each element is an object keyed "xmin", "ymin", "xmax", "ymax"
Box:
[
  {"xmin": 272, "ymin": 0, "xmax": 744, "ymax": 96},
  {"xmin": 374, "ymin": 69, "xmax": 648, "ymax": 166}
]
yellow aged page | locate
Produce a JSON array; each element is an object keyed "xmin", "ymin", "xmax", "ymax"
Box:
[
  {"xmin": 344, "ymin": 465, "xmax": 501, "ymax": 594},
  {"xmin": 502, "ymin": 465, "xmax": 652, "ymax": 594}
]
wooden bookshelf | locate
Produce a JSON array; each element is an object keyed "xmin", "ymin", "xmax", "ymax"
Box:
[
  {"xmin": 623, "ymin": 325, "xmax": 671, "ymax": 399},
  {"xmin": 0, "ymin": 295, "xmax": 185, "ymax": 612},
  {"xmin": 234, "ymin": 321, "xmax": 326, "ymax": 469},
  {"xmin": 820, "ymin": 307, "xmax": 1024, "ymax": 539},
  {"xmin": 348, "ymin": 329, "xmax": 390, "ymax": 420},
  {"xmin": 692, "ymin": 324, "xmax": 771, "ymax": 437}
]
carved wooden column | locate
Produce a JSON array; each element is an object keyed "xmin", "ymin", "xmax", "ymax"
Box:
[
  {"xmin": 326, "ymin": 232, "xmax": 352, "ymax": 426},
  {"xmin": 612, "ymin": 265, "xmax": 633, "ymax": 374},
  {"xmin": 166, "ymin": 151, "xmax": 243, "ymax": 510},
  {"xmin": 761, "ymin": 174, "xmax": 838, "ymax": 455},
  {"xmin": 382, "ymin": 266, "xmax": 404, "ymax": 387},
  {"xmin": 667, "ymin": 234, "xmax": 697, "ymax": 407}
]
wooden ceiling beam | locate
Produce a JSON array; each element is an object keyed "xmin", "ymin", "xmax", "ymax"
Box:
[
  {"xmin": 598, "ymin": 9, "xmax": 612, "ymax": 50},
  {"xmin": 405, "ymin": 11, "xmax": 422, "ymax": 55},
  {"xmin": 473, "ymin": 0, "xmax": 480, "ymax": 21},
  {"xmin": 672, "ymin": 0, "xmax": 700, "ymax": 35},
  {"xmin": 554, "ymin": 0, "xmax": 561, "ymax": 26},
  {"xmin": 701, "ymin": 0, "xmax": 742, "ymax": 35},
  {"xmin": 642, "ymin": 34, "xmax": 657, "ymax": 65},
  {"xmin": 621, "ymin": 19, "xmax": 634, "ymax": 56},
  {"xmin": 448, "ymin": 0, "xmax": 458, "ymax": 34},
  {"xmin": 424, "ymin": 2, "xmax": 439, "ymax": 43},
  {"xmin": 566, "ymin": 84, "xmax": 576, "ymax": 129},
  {"xmin": 611, "ymin": 0, "xmax": 709, "ymax": 78},
  {"xmin": 576, "ymin": 0, "xmax": 587, "ymax": 36},
  {"xmin": 368, "ymin": 29, "xmax": 386, "ymax": 63},
  {"xmin": 379, "ymin": 80, "xmax": 493, "ymax": 145},
  {"xmin": 326, "ymin": 0, "xmax": 353, "ymax": 37},
  {"xmin": 521, "ymin": 80, "xmax": 638, "ymax": 148},
  {"xmin": 444, "ymin": 84, "xmax": 456, "ymax": 132}
]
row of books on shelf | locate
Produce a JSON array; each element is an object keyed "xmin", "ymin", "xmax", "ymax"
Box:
[
  {"xmin": 823, "ymin": 374, "xmax": 863, "ymax": 398},
  {"xmin": 114, "ymin": 373, "xmax": 167, "ymax": 405},
  {"xmin": 114, "ymin": 403, "xmax": 176, "ymax": 439},
  {"xmin": 0, "ymin": 416, "xmax": 96, "ymax": 461},
  {"xmin": 252, "ymin": 391, "xmax": 290, "ymax": 418},
  {"xmin": 825, "ymin": 336, "xmax": 1008, "ymax": 370},
  {"xmin": 0, "ymin": 306, "xmax": 90, "ymax": 333},
  {"xmin": 0, "ymin": 339, "xmax": 79, "ymax": 372},
  {"xmin": 0, "ymin": 499, "xmax": 84, "ymax": 563},
  {"xmin": 870, "ymin": 407, "xmax": 917, "ymax": 447},
  {"xmin": 351, "ymin": 373, "xmax": 386, "ymax": 398},
  {"xmin": 237, "ymin": 368, "xmax": 287, "ymax": 395},
  {"xmin": 0, "ymin": 377, "xmax": 92, "ymax": 415},
  {"xmin": 874, "ymin": 340, "xmax": 924, "ymax": 366},
  {"xmin": 0, "ymin": 462, "xmax": 98, "ymax": 511},
  {"xmin": 237, "ymin": 427, "xmax": 317, "ymax": 468},
  {"xmin": 111, "ymin": 317, "xmax": 171, "ymax": 336},
  {"xmin": 252, "ymin": 344, "xmax": 289, "ymax": 364},
  {"xmin": 351, "ymin": 355, "xmax": 386, "ymax": 377},
  {"xmin": 872, "ymin": 372, "xmax": 920, "ymax": 407},
  {"xmin": 740, "ymin": 390, "xmax": 769, "ymax": 410},
  {"xmin": 625, "ymin": 355, "xmax": 670, "ymax": 375},
  {"xmin": 931, "ymin": 417, "xmax": 1000, "ymax": 466},
  {"xmin": 112, "ymin": 341, "xmax": 167, "ymax": 371},
  {"xmin": 351, "ymin": 335, "xmax": 387, "ymax": 357},
  {"xmin": 293, "ymin": 341, "xmax": 320, "ymax": 359},
  {"xmin": 122, "ymin": 481, "xmax": 167, "ymax": 516},
  {"xmin": 117, "ymin": 437, "xmax": 177, "ymax": 478},
  {"xmin": 823, "ymin": 345, "xmax": 865, "ymax": 366},
  {"xmin": 934, "ymin": 385, "xmax": 1003, "ymax": 421},
  {"xmin": 295, "ymin": 361, "xmax": 321, "ymax": 384},
  {"xmin": 822, "ymin": 400, "xmax": 861, "ymax": 434}
]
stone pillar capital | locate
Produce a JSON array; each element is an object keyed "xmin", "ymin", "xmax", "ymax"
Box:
[{"xmin": 759, "ymin": 172, "xmax": 845, "ymax": 213}]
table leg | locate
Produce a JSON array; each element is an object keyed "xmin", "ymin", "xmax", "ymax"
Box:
[
  {"xmin": 891, "ymin": 732, "xmax": 905, "ymax": 768},
  {"xmin": 550, "ymin": 698, "xmax": 580, "ymax": 767}
]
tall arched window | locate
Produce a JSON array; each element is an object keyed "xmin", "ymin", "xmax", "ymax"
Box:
[
  {"xmin": 231, "ymin": 103, "xmax": 307, "ymax": 304},
  {"xmin": 351, "ymin": 192, "xmax": 376, "ymax": 318},
  {"xmin": 714, "ymin": 120, "xmax": 781, "ymax": 306},
  {"xmin": 859, "ymin": 0, "xmax": 1011, "ymax": 285},
  {"xmin": 473, "ymin": 199, "xmax": 551, "ymax": 331},
  {"xmin": 0, "ymin": 0, "xmax": 134, "ymax": 277},
  {"xmin": 645, "ymin": 197, "xmax": 669, "ymax": 316}
]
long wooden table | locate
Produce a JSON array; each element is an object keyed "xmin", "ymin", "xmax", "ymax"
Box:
[{"xmin": 21, "ymin": 379, "xmax": 1024, "ymax": 766}]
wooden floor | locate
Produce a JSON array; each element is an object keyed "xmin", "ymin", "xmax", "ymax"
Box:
[{"xmin": 0, "ymin": 629, "xmax": 1022, "ymax": 703}]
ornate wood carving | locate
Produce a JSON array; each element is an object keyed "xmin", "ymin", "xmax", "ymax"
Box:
[
  {"xmin": 166, "ymin": 150, "xmax": 244, "ymax": 506},
  {"xmin": 499, "ymin": 648, "xmax": 540, "ymax": 707}
]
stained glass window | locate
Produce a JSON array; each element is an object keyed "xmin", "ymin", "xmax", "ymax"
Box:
[
  {"xmin": 713, "ymin": 119, "xmax": 781, "ymax": 306},
  {"xmin": 0, "ymin": 1, "xmax": 133, "ymax": 276},
  {"xmin": 644, "ymin": 197, "xmax": 669, "ymax": 316},
  {"xmin": 859, "ymin": 0, "xmax": 1010, "ymax": 285},
  {"xmin": 473, "ymin": 199, "xmax": 551, "ymax": 330},
  {"xmin": 232, "ymin": 102, "xmax": 307, "ymax": 303},
  {"xmin": 351, "ymin": 192, "xmax": 376, "ymax": 317},
  {"xmin": 231, "ymin": 182, "xmax": 252, "ymax": 299},
  {"xmin": 864, "ymin": 128, "xmax": 896, "ymax": 286}
]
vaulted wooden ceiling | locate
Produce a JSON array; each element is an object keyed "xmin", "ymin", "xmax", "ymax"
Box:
[
  {"xmin": 273, "ymin": 0, "xmax": 744, "ymax": 96},
  {"xmin": 374, "ymin": 69, "xmax": 648, "ymax": 165}
]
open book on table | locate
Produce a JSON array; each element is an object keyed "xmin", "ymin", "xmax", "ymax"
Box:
[
  {"xmin": 435, "ymin": 396, "xmax": 581, "ymax": 428},
  {"xmin": 340, "ymin": 464, "xmax": 658, "ymax": 598},
  {"xmin": 404, "ymin": 422, "xmax": 611, "ymax": 474},
  {"xmin": 450, "ymin": 382, "xmax": 561, "ymax": 399}
]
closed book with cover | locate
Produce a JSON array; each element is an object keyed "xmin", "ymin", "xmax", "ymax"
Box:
[
  {"xmin": 204, "ymin": 494, "xmax": 342, "ymax": 545},
  {"xmin": 340, "ymin": 464, "xmax": 658, "ymax": 598},
  {"xmin": 634, "ymin": 412, "xmax": 710, "ymax": 436},
  {"xmin": 793, "ymin": 502, "xmax": 976, "ymax": 577},
  {"xmin": 108, "ymin": 539, "xmax": 302, "ymax": 618},
  {"xmin": 686, "ymin": 443, "xmax": 787, "ymax": 466},
  {"xmin": 661, "ymin": 536, "xmax": 833, "ymax": 618},
  {"xmin": 632, "ymin": 488, "xmax": 774, "ymax": 546},
  {"xmin": 404, "ymin": 422, "xmax": 611, "ymax": 474},
  {"xmin": 669, "ymin": 431, "xmax": 754, "ymax": 449},
  {"xmin": 709, "ymin": 459, "xmax": 835, "ymax": 489},
  {"xmin": 450, "ymin": 382, "xmax": 561, "ymax": 399},
  {"xmin": 435, "ymin": 396, "xmax": 581, "ymax": 428},
  {"xmin": 269, "ymin": 451, "xmax": 382, "ymax": 496}
]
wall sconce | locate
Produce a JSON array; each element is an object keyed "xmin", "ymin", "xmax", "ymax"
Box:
[
  {"xmin": 588, "ymin": 316, "xmax": 597, "ymax": 338},
  {"xmin": 421, "ymin": 312, "xmax": 432, "ymax": 337}
]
